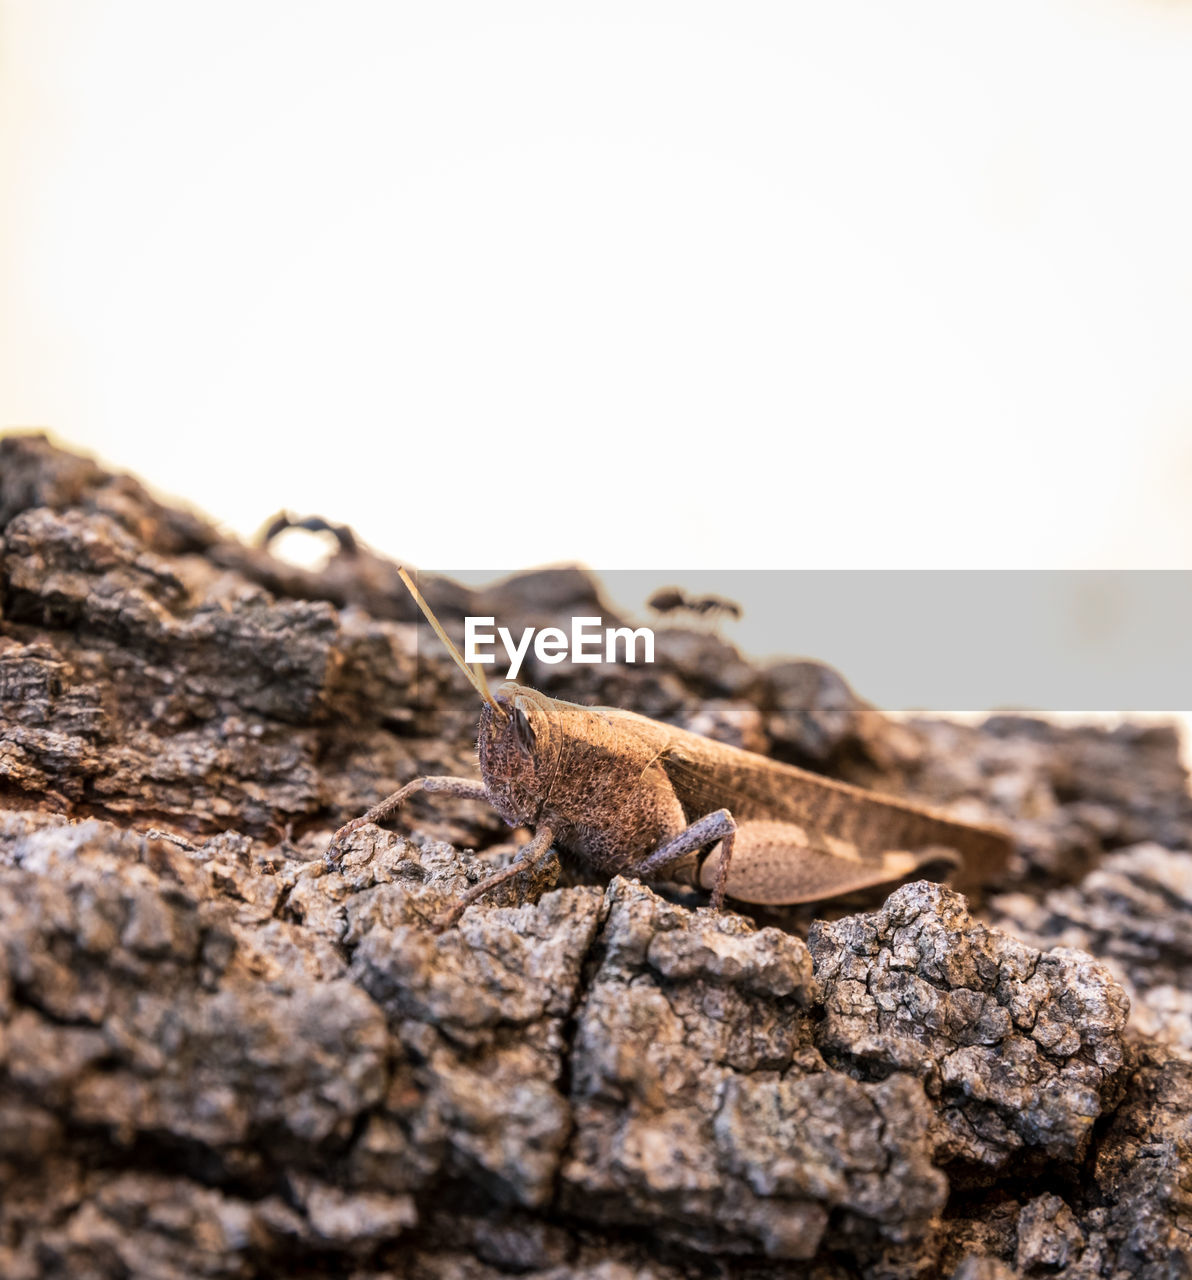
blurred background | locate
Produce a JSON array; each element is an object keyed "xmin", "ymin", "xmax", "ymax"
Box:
[{"xmin": 2, "ymin": 1, "xmax": 1191, "ymax": 717}]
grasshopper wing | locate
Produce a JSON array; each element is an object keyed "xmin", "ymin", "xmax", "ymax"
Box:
[{"xmin": 643, "ymin": 724, "xmax": 1010, "ymax": 902}]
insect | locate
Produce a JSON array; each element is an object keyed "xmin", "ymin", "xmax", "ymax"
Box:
[
  {"xmin": 326, "ymin": 571, "xmax": 1011, "ymax": 928},
  {"xmin": 648, "ymin": 586, "xmax": 743, "ymax": 623},
  {"xmin": 260, "ymin": 511, "xmax": 360, "ymax": 556}
]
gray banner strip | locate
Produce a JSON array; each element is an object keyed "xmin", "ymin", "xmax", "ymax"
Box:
[{"xmin": 435, "ymin": 570, "xmax": 1192, "ymax": 712}]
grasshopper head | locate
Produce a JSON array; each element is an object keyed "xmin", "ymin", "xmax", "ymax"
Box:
[
  {"xmin": 392, "ymin": 567, "xmax": 562, "ymax": 826},
  {"xmin": 478, "ymin": 682, "xmax": 562, "ymax": 827}
]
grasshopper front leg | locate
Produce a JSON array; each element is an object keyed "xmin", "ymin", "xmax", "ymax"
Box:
[
  {"xmin": 325, "ymin": 775, "xmax": 489, "ymax": 861},
  {"xmin": 434, "ymin": 824, "xmax": 557, "ymax": 932},
  {"xmin": 325, "ymin": 777, "xmax": 558, "ymax": 931}
]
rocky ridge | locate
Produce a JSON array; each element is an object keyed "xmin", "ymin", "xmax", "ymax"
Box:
[{"xmin": 0, "ymin": 433, "xmax": 1189, "ymax": 1279}]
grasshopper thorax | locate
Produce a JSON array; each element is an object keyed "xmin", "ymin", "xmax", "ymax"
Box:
[{"xmin": 477, "ymin": 682, "xmax": 562, "ymax": 827}]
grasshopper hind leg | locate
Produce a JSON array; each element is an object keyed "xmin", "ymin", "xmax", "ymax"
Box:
[
  {"xmin": 632, "ymin": 809, "xmax": 739, "ymax": 910},
  {"xmin": 698, "ymin": 820, "xmax": 958, "ymax": 906}
]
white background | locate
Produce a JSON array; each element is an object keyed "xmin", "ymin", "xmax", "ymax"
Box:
[{"xmin": 3, "ymin": 1, "xmax": 1191, "ymax": 740}]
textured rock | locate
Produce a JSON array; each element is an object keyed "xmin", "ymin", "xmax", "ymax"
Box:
[
  {"xmin": 1, "ymin": 434, "xmax": 1190, "ymax": 1279},
  {"xmin": 1016, "ymin": 1192, "xmax": 1084, "ymax": 1272},
  {"xmin": 908, "ymin": 716, "xmax": 1192, "ymax": 887},
  {"xmin": 561, "ymin": 880, "xmax": 891, "ymax": 1262},
  {"xmin": 763, "ymin": 658, "xmax": 904, "ymax": 773},
  {"xmin": 992, "ymin": 843, "xmax": 1192, "ymax": 1054},
  {"xmin": 1085, "ymin": 1044, "xmax": 1192, "ymax": 1277},
  {"xmin": 811, "ymin": 882, "xmax": 1130, "ymax": 1171}
]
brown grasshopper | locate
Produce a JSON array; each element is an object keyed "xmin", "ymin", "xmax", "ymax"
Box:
[{"xmin": 326, "ymin": 571, "xmax": 1011, "ymax": 927}]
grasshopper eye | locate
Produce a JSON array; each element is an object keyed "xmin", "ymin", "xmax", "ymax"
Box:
[{"xmin": 511, "ymin": 705, "xmax": 537, "ymax": 754}]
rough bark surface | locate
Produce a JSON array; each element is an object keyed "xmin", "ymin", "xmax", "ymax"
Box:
[{"xmin": 1, "ymin": 434, "xmax": 1190, "ymax": 1279}]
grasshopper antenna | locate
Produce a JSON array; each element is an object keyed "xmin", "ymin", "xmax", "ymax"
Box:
[
  {"xmin": 397, "ymin": 567, "xmax": 501, "ymax": 711},
  {"xmin": 471, "ymin": 661, "xmax": 496, "ymax": 706}
]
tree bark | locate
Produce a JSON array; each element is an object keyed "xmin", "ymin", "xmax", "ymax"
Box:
[{"xmin": 1, "ymin": 433, "xmax": 1189, "ymax": 1278}]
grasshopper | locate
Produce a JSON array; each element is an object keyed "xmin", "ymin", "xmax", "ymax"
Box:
[{"xmin": 326, "ymin": 571, "xmax": 1011, "ymax": 927}]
